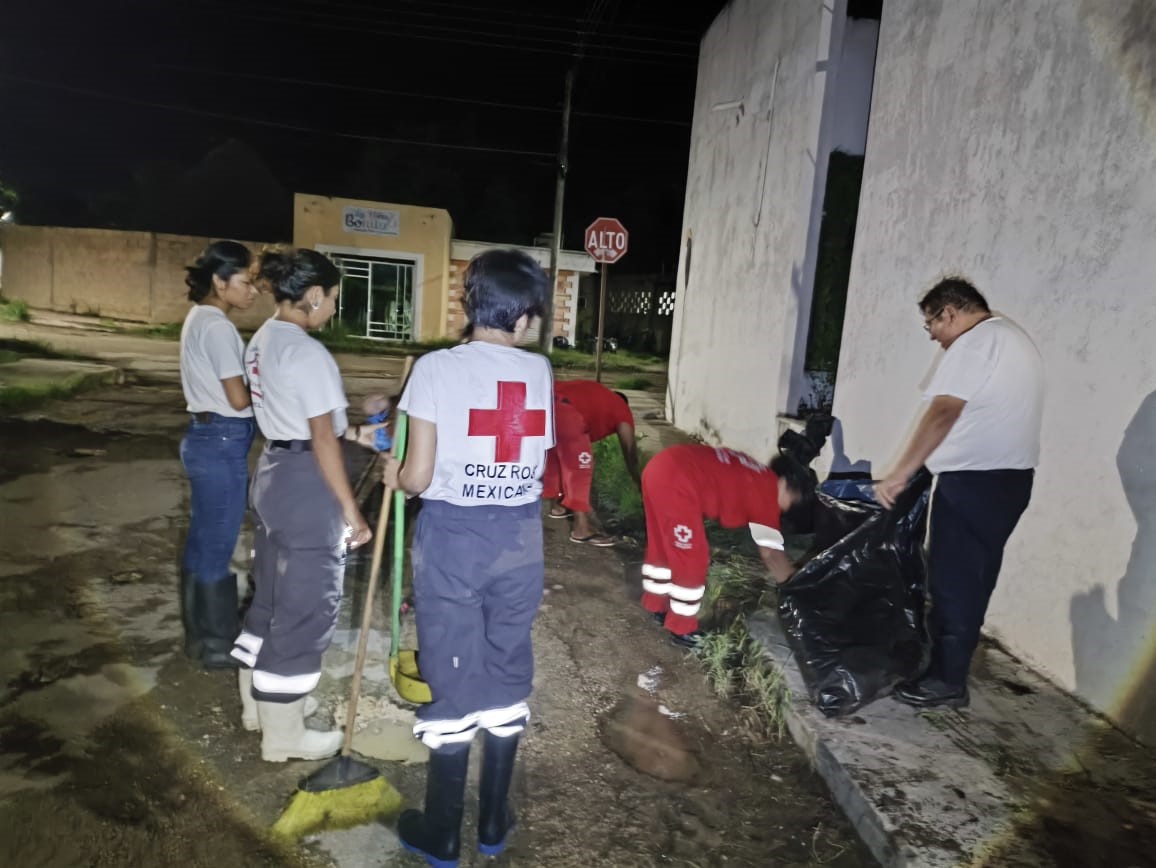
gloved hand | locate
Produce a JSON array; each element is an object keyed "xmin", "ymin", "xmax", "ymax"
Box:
[{"xmin": 367, "ymin": 409, "xmax": 393, "ymax": 452}]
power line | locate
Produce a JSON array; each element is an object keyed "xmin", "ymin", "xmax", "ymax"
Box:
[
  {"xmin": 263, "ymin": 1, "xmax": 694, "ymax": 60},
  {"xmin": 291, "ymin": 0, "xmax": 702, "ymax": 39},
  {"xmin": 0, "ymin": 73, "xmax": 556, "ymax": 158},
  {"xmin": 1, "ymin": 73, "xmax": 691, "ymax": 161},
  {"xmin": 153, "ymin": 63, "xmax": 691, "ymax": 128},
  {"xmin": 179, "ymin": 0, "xmax": 697, "ymax": 66},
  {"xmin": 277, "ymin": 0, "xmax": 700, "ymax": 47}
]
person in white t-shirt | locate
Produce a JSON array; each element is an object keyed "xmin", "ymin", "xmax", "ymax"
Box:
[
  {"xmin": 228, "ymin": 246, "xmax": 373, "ymax": 763},
  {"xmin": 178, "ymin": 240, "xmax": 258, "ymax": 671},
  {"xmin": 382, "ymin": 249, "xmax": 554, "ymax": 865},
  {"xmin": 875, "ymin": 277, "xmax": 1044, "ymax": 709}
]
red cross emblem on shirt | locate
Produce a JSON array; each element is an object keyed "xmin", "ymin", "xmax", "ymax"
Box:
[{"xmin": 468, "ymin": 381, "xmax": 547, "ymax": 463}]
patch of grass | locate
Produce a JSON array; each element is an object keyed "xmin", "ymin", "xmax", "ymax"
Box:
[
  {"xmin": 696, "ymin": 630, "xmax": 736, "ymax": 698},
  {"xmin": 542, "ymin": 346, "xmax": 661, "ymax": 374},
  {"xmin": 0, "ymin": 297, "xmax": 30, "ymax": 322},
  {"xmin": 613, "ymin": 375, "xmax": 651, "ymax": 390},
  {"xmin": 0, "ymin": 380, "xmax": 86, "ymax": 414},
  {"xmin": 135, "ymin": 321, "xmax": 182, "ymax": 339},
  {"xmin": 314, "ymin": 322, "xmax": 461, "ymax": 357},
  {"xmin": 589, "ymin": 435, "xmax": 650, "ymax": 536},
  {"xmin": 694, "ymin": 616, "xmax": 792, "ymax": 740},
  {"xmin": 704, "ymin": 553, "xmax": 773, "ymax": 623},
  {"xmin": 0, "ymin": 339, "xmax": 111, "ymax": 413}
]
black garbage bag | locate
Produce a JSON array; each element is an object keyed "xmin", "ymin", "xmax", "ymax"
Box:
[{"xmin": 777, "ymin": 469, "xmax": 933, "ymax": 717}]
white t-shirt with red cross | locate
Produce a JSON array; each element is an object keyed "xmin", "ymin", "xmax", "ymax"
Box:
[
  {"xmin": 400, "ymin": 341, "xmax": 555, "ymax": 507},
  {"xmin": 244, "ymin": 319, "xmax": 349, "ymax": 441}
]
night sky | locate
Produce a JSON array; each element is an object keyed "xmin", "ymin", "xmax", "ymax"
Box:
[{"xmin": 1, "ymin": 0, "xmax": 729, "ymax": 271}]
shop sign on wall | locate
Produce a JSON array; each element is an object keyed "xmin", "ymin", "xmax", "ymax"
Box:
[{"xmin": 342, "ymin": 206, "xmax": 401, "ymax": 237}]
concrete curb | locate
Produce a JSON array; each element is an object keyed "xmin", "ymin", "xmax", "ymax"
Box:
[
  {"xmin": 746, "ymin": 610, "xmax": 1156, "ymax": 867},
  {"xmin": 0, "ymin": 358, "xmax": 125, "ymax": 411}
]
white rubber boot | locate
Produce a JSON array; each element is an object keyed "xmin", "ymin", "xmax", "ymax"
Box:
[
  {"xmin": 256, "ymin": 699, "xmax": 343, "ymax": 762},
  {"xmin": 239, "ymin": 670, "xmax": 318, "ymax": 732}
]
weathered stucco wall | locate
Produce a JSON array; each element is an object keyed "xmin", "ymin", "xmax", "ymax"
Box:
[
  {"xmin": 0, "ymin": 226, "xmax": 274, "ymax": 327},
  {"xmin": 833, "ymin": 0, "xmax": 1156, "ymax": 740},
  {"xmin": 669, "ymin": 0, "xmax": 869, "ymax": 457}
]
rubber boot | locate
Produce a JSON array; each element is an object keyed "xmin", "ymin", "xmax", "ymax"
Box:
[
  {"xmin": 195, "ymin": 574, "xmax": 240, "ymax": 670},
  {"xmin": 398, "ymin": 741, "xmax": 471, "ymax": 868},
  {"xmin": 477, "ymin": 730, "xmax": 520, "ymax": 856},
  {"xmin": 179, "ymin": 570, "xmax": 203, "ymax": 660},
  {"xmin": 256, "ymin": 699, "xmax": 343, "ymax": 762},
  {"xmin": 239, "ymin": 669, "xmax": 319, "ymax": 732}
]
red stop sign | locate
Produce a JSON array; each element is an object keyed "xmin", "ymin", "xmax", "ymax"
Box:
[{"xmin": 584, "ymin": 217, "xmax": 629, "ymax": 264}]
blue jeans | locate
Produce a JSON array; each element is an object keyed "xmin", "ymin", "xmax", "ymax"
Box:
[{"xmin": 180, "ymin": 414, "xmax": 256, "ymax": 584}]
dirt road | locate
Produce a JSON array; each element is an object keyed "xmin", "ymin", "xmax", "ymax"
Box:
[{"xmin": 0, "ymin": 324, "xmax": 871, "ymax": 867}]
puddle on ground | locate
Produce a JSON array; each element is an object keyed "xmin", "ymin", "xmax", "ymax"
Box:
[{"xmin": 0, "ymin": 460, "xmax": 184, "ymax": 561}]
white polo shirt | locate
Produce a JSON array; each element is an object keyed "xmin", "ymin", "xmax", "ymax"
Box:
[
  {"xmin": 924, "ymin": 316, "xmax": 1044, "ymax": 474},
  {"xmin": 179, "ymin": 305, "xmax": 253, "ymax": 418},
  {"xmin": 244, "ymin": 319, "xmax": 348, "ymax": 441},
  {"xmin": 400, "ymin": 341, "xmax": 554, "ymax": 507}
]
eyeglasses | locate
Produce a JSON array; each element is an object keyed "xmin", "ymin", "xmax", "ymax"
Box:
[{"xmin": 922, "ymin": 309, "xmax": 945, "ymax": 332}]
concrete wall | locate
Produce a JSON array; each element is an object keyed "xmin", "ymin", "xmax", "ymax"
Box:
[
  {"xmin": 0, "ymin": 225, "xmax": 275, "ymax": 328},
  {"xmin": 669, "ymin": 0, "xmax": 869, "ymax": 456},
  {"xmin": 832, "ymin": 0, "xmax": 1156, "ymax": 740},
  {"xmin": 294, "ymin": 193, "xmax": 452, "ymax": 341}
]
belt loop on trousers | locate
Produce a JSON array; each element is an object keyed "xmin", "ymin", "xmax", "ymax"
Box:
[
  {"xmin": 191, "ymin": 412, "xmax": 213, "ymax": 423},
  {"xmin": 269, "ymin": 439, "xmax": 313, "ymax": 452}
]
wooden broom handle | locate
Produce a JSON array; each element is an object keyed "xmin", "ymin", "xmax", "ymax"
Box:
[{"xmin": 341, "ymin": 354, "xmax": 415, "ymax": 757}]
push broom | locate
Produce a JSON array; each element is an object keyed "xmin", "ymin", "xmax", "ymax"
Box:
[{"xmin": 270, "ymin": 358, "xmax": 414, "ymax": 840}]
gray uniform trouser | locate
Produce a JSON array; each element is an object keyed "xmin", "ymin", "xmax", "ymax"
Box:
[
  {"xmin": 411, "ymin": 499, "xmax": 544, "ymax": 748},
  {"xmin": 230, "ymin": 445, "xmax": 346, "ymax": 702}
]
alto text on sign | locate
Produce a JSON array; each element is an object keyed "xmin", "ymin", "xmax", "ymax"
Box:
[{"xmin": 584, "ymin": 217, "xmax": 629, "ymax": 264}]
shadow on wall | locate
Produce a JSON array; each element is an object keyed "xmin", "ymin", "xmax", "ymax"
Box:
[
  {"xmin": 1070, "ymin": 390, "xmax": 1156, "ymax": 746},
  {"xmin": 826, "ymin": 416, "xmax": 873, "ymax": 479}
]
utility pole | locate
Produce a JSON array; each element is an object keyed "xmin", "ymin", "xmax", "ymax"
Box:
[{"xmin": 541, "ymin": 66, "xmax": 575, "ymax": 353}]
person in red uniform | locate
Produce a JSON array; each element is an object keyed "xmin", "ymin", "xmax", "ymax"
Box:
[
  {"xmin": 640, "ymin": 443, "xmax": 814, "ymax": 648},
  {"xmin": 542, "ymin": 379, "xmax": 641, "ymax": 546}
]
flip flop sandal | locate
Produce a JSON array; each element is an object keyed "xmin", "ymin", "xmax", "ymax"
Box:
[
  {"xmin": 548, "ymin": 507, "xmax": 572, "ymax": 519},
  {"xmin": 570, "ymin": 532, "xmax": 616, "ymax": 547}
]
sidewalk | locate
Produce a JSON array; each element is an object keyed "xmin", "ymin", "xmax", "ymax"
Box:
[
  {"xmin": 0, "ymin": 355, "xmax": 123, "ymax": 412},
  {"xmin": 748, "ymin": 612, "xmax": 1156, "ymax": 867}
]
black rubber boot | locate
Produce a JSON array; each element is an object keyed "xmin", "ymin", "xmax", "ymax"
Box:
[
  {"xmin": 398, "ymin": 741, "xmax": 470, "ymax": 868},
  {"xmin": 194, "ymin": 574, "xmax": 240, "ymax": 670},
  {"xmin": 478, "ymin": 730, "xmax": 520, "ymax": 856},
  {"xmin": 180, "ymin": 570, "xmax": 203, "ymax": 661}
]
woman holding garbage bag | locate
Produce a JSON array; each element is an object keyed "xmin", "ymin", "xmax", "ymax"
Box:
[
  {"xmin": 178, "ymin": 240, "xmax": 259, "ymax": 670},
  {"xmin": 228, "ymin": 246, "xmax": 374, "ymax": 762},
  {"xmin": 639, "ymin": 443, "xmax": 815, "ymax": 648}
]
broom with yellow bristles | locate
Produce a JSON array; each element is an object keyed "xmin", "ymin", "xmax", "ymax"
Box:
[{"xmin": 270, "ymin": 359, "xmax": 413, "ymax": 840}]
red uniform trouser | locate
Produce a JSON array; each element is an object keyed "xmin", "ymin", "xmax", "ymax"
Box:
[
  {"xmin": 541, "ymin": 398, "xmax": 594, "ymax": 513},
  {"xmin": 639, "ymin": 451, "xmax": 710, "ymax": 636}
]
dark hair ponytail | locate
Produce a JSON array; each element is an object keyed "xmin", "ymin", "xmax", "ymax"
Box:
[
  {"xmin": 258, "ymin": 246, "xmax": 341, "ymax": 303},
  {"xmin": 185, "ymin": 240, "xmax": 252, "ymax": 303}
]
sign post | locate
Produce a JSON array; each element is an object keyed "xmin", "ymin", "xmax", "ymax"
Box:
[{"xmin": 583, "ymin": 216, "xmax": 629, "ymax": 382}]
